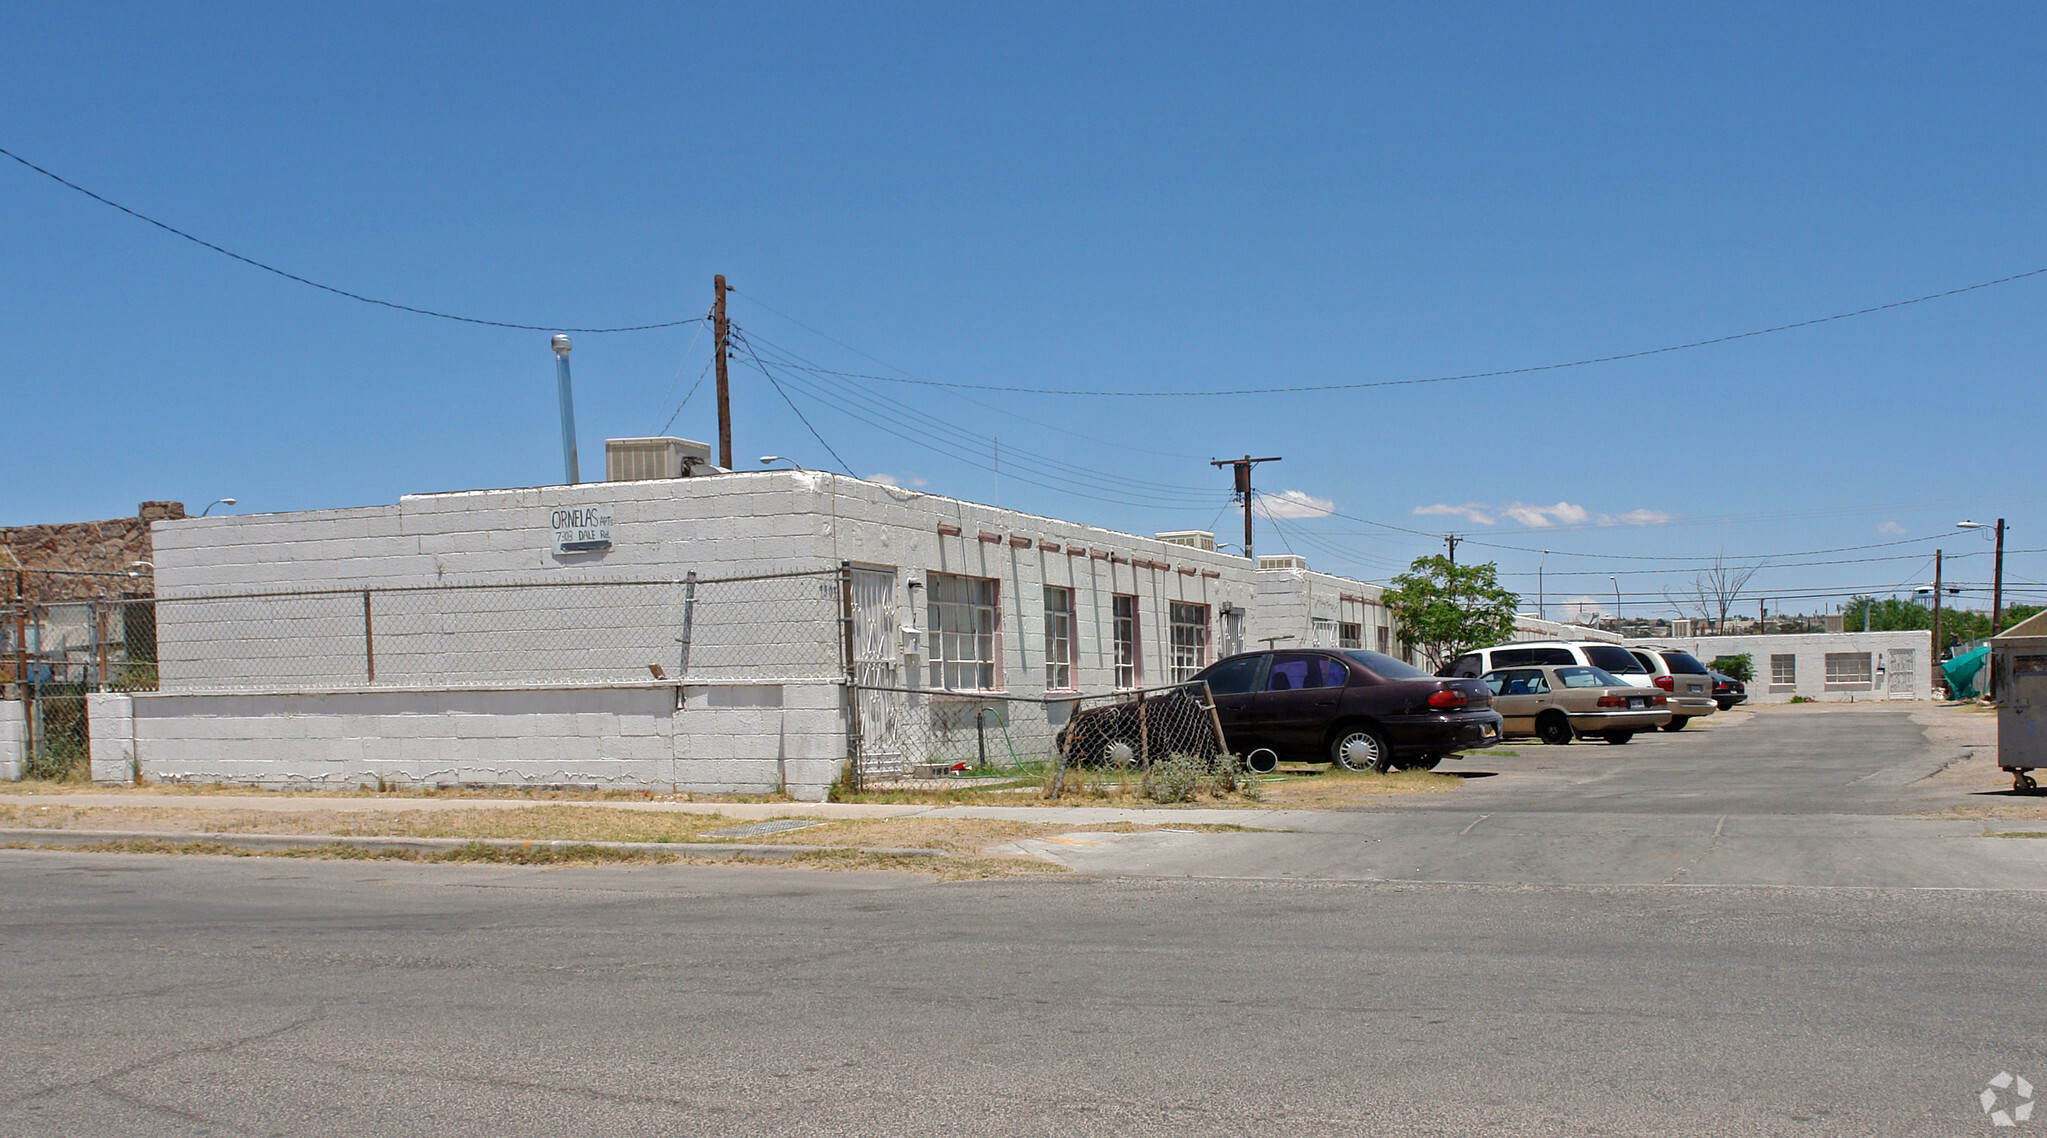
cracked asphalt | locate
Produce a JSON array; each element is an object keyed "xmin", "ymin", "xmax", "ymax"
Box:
[{"xmin": 4, "ymin": 704, "xmax": 2045, "ymax": 1136}]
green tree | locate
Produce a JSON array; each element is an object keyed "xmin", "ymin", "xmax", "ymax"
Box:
[
  {"xmin": 1708, "ymin": 653, "xmax": 1754, "ymax": 683},
  {"xmin": 1382, "ymin": 555, "xmax": 1520, "ymax": 671}
]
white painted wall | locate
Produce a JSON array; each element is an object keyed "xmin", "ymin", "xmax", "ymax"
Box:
[
  {"xmin": 1248, "ymin": 568, "xmax": 1396, "ymax": 658},
  {"xmin": 1626, "ymin": 631, "xmax": 1933, "ymax": 702},
  {"xmin": 123, "ymin": 681, "xmax": 848, "ymax": 800},
  {"xmin": 88, "ymin": 692, "xmax": 134, "ymax": 784},
  {"xmin": 1511, "ymin": 616, "xmax": 1622, "ymax": 644},
  {"xmin": 0, "ymin": 699, "xmax": 23, "ymax": 780}
]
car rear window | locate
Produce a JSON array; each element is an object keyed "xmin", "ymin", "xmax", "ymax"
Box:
[
  {"xmin": 1556, "ymin": 666, "xmax": 1621, "ymax": 688},
  {"xmin": 1662, "ymin": 651, "xmax": 1709, "ymax": 674},
  {"xmin": 1533, "ymin": 648, "xmax": 1576, "ymax": 665},
  {"xmin": 1344, "ymin": 651, "xmax": 1428, "ymax": 680},
  {"xmin": 1583, "ymin": 646, "xmax": 1647, "ymax": 674}
]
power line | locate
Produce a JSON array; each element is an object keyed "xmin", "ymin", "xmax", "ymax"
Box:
[
  {"xmin": 0, "ymin": 144, "xmax": 705, "ymax": 333},
  {"xmin": 741, "ymin": 266, "xmax": 2047, "ymax": 398},
  {"xmin": 732, "ymin": 334, "xmax": 855, "ymax": 475}
]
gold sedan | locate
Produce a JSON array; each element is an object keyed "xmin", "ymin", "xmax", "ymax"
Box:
[{"xmin": 1480, "ymin": 664, "xmax": 1672, "ymax": 745}]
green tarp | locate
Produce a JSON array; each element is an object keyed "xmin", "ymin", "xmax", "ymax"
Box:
[{"xmin": 1943, "ymin": 644, "xmax": 1991, "ymax": 700}]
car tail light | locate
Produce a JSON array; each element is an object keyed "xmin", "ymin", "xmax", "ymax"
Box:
[
  {"xmin": 1652, "ymin": 694, "xmax": 1668, "ymax": 706},
  {"xmin": 1427, "ymin": 690, "xmax": 1467, "ymax": 710},
  {"xmin": 1597, "ymin": 696, "xmax": 1627, "ymax": 708},
  {"xmin": 1653, "ymin": 675, "xmax": 1674, "ymax": 691}
]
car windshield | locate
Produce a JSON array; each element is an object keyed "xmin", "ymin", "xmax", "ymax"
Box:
[
  {"xmin": 1662, "ymin": 651, "xmax": 1709, "ymax": 674},
  {"xmin": 1583, "ymin": 645, "xmax": 1647, "ymax": 674},
  {"xmin": 1556, "ymin": 666, "xmax": 1625, "ymax": 688},
  {"xmin": 1343, "ymin": 650, "xmax": 1428, "ymax": 680}
]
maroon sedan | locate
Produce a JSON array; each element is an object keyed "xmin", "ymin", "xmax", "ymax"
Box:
[{"xmin": 1194, "ymin": 649, "xmax": 1501, "ymax": 772}]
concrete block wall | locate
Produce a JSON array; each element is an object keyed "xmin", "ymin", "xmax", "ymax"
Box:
[
  {"xmin": 0, "ymin": 699, "xmax": 23, "ymax": 780},
  {"xmin": 123, "ymin": 681, "xmax": 850, "ymax": 800},
  {"xmin": 87, "ymin": 692, "xmax": 135, "ymax": 784},
  {"xmin": 1249, "ymin": 568, "xmax": 1396, "ymax": 659},
  {"xmin": 1627, "ymin": 631, "xmax": 1933, "ymax": 702}
]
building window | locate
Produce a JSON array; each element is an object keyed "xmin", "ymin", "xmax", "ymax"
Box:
[
  {"xmin": 1311, "ymin": 618, "xmax": 1337, "ymax": 647},
  {"xmin": 1771, "ymin": 654, "xmax": 1796, "ymax": 687},
  {"xmin": 927, "ymin": 573, "xmax": 998, "ymax": 690},
  {"xmin": 1169, "ymin": 602, "xmax": 1209, "ymax": 683},
  {"xmin": 1825, "ymin": 652, "xmax": 1873, "ymax": 687},
  {"xmin": 1377, "ymin": 626, "xmax": 1391, "ymax": 654},
  {"xmin": 1113, "ymin": 594, "xmax": 1140, "ymax": 689},
  {"xmin": 1043, "ymin": 586, "xmax": 1073, "ymax": 691},
  {"xmin": 1338, "ymin": 622, "xmax": 1363, "ymax": 649}
]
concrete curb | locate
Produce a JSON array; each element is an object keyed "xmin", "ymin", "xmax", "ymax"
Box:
[{"xmin": 0, "ymin": 828, "xmax": 944, "ymax": 859}]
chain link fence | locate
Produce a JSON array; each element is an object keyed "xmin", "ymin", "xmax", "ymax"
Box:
[
  {"xmin": 144, "ymin": 570, "xmax": 844, "ymax": 692},
  {"xmin": 850, "ymin": 680, "xmax": 1230, "ymax": 796}
]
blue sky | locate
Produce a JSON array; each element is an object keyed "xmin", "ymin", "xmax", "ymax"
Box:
[{"xmin": 4, "ymin": 2, "xmax": 2042, "ymax": 619}]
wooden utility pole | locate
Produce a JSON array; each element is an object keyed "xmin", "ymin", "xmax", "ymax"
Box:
[
  {"xmin": 1932, "ymin": 549, "xmax": 1944, "ymax": 672},
  {"xmin": 1444, "ymin": 535, "xmax": 1461, "ymax": 566},
  {"xmin": 1211, "ymin": 455, "xmax": 1281, "ymax": 564},
  {"xmin": 1993, "ymin": 518, "xmax": 2007, "ymax": 635},
  {"xmin": 713, "ymin": 274, "xmax": 733, "ymax": 470}
]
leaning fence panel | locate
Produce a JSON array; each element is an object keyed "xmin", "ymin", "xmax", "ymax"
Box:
[{"xmin": 849, "ymin": 681, "xmax": 1230, "ymax": 797}]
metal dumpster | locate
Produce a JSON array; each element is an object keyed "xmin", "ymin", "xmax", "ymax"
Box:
[{"xmin": 1991, "ymin": 612, "xmax": 2047, "ymax": 792}]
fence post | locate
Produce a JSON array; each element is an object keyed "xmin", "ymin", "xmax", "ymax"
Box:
[
  {"xmin": 975, "ymin": 707, "xmax": 987, "ymax": 769},
  {"xmin": 839, "ymin": 561, "xmax": 863, "ymax": 791},
  {"xmin": 95, "ymin": 603, "xmax": 110, "ymax": 690},
  {"xmin": 1200, "ymin": 680, "xmax": 1228, "ymax": 761},
  {"xmin": 1137, "ymin": 688, "xmax": 1150, "ymax": 784},
  {"xmin": 676, "ymin": 571, "xmax": 697, "ymax": 676},
  {"xmin": 11, "ymin": 571, "xmax": 23, "ymax": 703},
  {"xmin": 362, "ymin": 590, "xmax": 375, "ymax": 684}
]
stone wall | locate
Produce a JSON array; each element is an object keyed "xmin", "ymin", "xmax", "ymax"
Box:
[{"xmin": 0, "ymin": 501, "xmax": 182, "ymax": 601}]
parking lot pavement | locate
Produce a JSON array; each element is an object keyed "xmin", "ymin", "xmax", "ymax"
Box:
[{"xmin": 1008, "ymin": 704, "xmax": 2047, "ymax": 888}]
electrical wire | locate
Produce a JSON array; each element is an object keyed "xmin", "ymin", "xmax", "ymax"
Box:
[
  {"xmin": 0, "ymin": 144, "xmax": 705, "ymax": 333},
  {"xmin": 655, "ymin": 359, "xmax": 713, "ymax": 438},
  {"xmin": 649, "ymin": 318, "xmax": 709, "ymax": 432},
  {"xmin": 740, "ymin": 265, "xmax": 2047, "ymax": 397},
  {"xmin": 732, "ymin": 334, "xmax": 856, "ymax": 475}
]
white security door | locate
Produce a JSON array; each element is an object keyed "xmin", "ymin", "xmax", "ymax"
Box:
[
  {"xmin": 850, "ymin": 568, "xmax": 904, "ymax": 776},
  {"xmin": 1887, "ymin": 648, "xmax": 1916, "ymax": 698}
]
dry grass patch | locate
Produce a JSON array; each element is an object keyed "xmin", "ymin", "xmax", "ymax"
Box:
[{"xmin": 1255, "ymin": 767, "xmax": 1461, "ymax": 808}]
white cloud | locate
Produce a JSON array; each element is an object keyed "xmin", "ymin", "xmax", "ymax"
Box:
[
  {"xmin": 866, "ymin": 472, "xmax": 930, "ymax": 488},
  {"xmin": 1254, "ymin": 490, "xmax": 1337, "ymax": 519},
  {"xmin": 1414, "ymin": 500, "xmax": 1674, "ymax": 529},
  {"xmin": 1878, "ymin": 521, "xmax": 1906, "ymax": 535},
  {"xmin": 1414, "ymin": 502, "xmax": 1496, "ymax": 525},
  {"xmin": 1562, "ymin": 595, "xmax": 1607, "ymax": 623}
]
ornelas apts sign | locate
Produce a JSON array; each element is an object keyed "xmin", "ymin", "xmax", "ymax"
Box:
[{"xmin": 551, "ymin": 505, "xmax": 613, "ymax": 554}]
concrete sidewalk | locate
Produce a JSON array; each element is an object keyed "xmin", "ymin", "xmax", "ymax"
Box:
[{"xmin": 0, "ymin": 791, "xmax": 1305, "ymax": 829}]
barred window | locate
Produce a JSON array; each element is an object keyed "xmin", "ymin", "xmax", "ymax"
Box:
[
  {"xmin": 1825, "ymin": 652, "xmax": 1872, "ymax": 686},
  {"xmin": 1113, "ymin": 594, "xmax": 1139, "ymax": 690},
  {"xmin": 1170, "ymin": 602, "xmax": 1209, "ymax": 683},
  {"xmin": 1043, "ymin": 586, "xmax": 1073, "ymax": 691},
  {"xmin": 1377, "ymin": 626, "xmax": 1390, "ymax": 654},
  {"xmin": 927, "ymin": 573, "xmax": 999, "ymax": 690},
  {"xmin": 1338, "ymin": 622, "xmax": 1363, "ymax": 649},
  {"xmin": 1311, "ymin": 618, "xmax": 1337, "ymax": 647},
  {"xmin": 1771, "ymin": 654, "xmax": 1796, "ymax": 686}
]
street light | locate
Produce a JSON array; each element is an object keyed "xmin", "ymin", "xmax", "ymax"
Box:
[
  {"xmin": 199, "ymin": 498, "xmax": 236, "ymax": 517},
  {"xmin": 1957, "ymin": 519, "xmax": 2008, "ymax": 635},
  {"xmin": 1538, "ymin": 550, "xmax": 1550, "ymax": 622},
  {"xmin": 1610, "ymin": 576, "xmax": 1621, "ymax": 630},
  {"xmin": 758, "ymin": 456, "xmax": 807, "ymax": 471}
]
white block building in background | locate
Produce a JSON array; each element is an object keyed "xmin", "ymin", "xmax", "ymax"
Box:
[
  {"xmin": 1625, "ymin": 630, "xmax": 1933, "ymax": 702},
  {"xmin": 1245, "ymin": 555, "xmax": 1401, "ymax": 660}
]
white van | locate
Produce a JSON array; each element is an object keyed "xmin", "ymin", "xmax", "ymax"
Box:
[{"xmin": 1438, "ymin": 641, "xmax": 1653, "ymax": 685}]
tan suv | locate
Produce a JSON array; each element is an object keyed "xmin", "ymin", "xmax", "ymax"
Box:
[
  {"xmin": 1481, "ymin": 664, "xmax": 1672, "ymax": 745},
  {"xmin": 1626, "ymin": 647, "xmax": 1718, "ymax": 731}
]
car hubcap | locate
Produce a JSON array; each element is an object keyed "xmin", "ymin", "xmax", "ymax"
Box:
[{"xmin": 1339, "ymin": 736, "xmax": 1377, "ymax": 769}]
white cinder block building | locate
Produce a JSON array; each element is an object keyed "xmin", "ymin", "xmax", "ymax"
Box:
[
  {"xmin": 98, "ymin": 462, "xmax": 1262, "ymax": 798},
  {"xmin": 1245, "ymin": 556, "xmax": 1401, "ymax": 660},
  {"xmin": 1625, "ymin": 631, "xmax": 1933, "ymax": 702}
]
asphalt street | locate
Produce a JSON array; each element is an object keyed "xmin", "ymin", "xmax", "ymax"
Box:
[{"xmin": 4, "ymin": 706, "xmax": 2045, "ymax": 1137}]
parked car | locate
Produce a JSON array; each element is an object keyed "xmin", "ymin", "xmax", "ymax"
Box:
[
  {"xmin": 1439, "ymin": 641, "xmax": 1653, "ymax": 686},
  {"xmin": 1181, "ymin": 648, "xmax": 1502, "ymax": 773},
  {"xmin": 1481, "ymin": 664, "xmax": 1672, "ymax": 745},
  {"xmin": 1711, "ymin": 671, "xmax": 1747, "ymax": 711},
  {"xmin": 1626, "ymin": 647, "xmax": 1718, "ymax": 730},
  {"xmin": 1055, "ymin": 686, "xmax": 1221, "ymax": 768}
]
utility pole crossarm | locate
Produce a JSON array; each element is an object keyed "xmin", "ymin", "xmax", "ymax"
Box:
[{"xmin": 1211, "ymin": 455, "xmax": 1282, "ymax": 566}]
